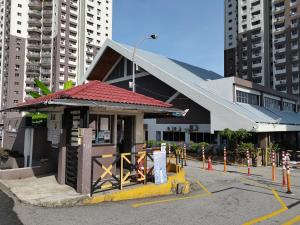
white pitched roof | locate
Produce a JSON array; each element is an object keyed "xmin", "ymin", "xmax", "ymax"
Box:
[{"xmin": 82, "ymin": 39, "xmax": 300, "ymax": 132}]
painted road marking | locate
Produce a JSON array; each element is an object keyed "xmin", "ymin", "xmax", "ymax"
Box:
[
  {"xmin": 282, "ymin": 215, "xmax": 300, "ymax": 225},
  {"xmin": 131, "ymin": 178, "xmax": 211, "ymax": 208},
  {"xmin": 241, "ymin": 178, "xmax": 288, "ymax": 225},
  {"xmin": 131, "ymin": 193, "xmax": 209, "ymax": 208}
]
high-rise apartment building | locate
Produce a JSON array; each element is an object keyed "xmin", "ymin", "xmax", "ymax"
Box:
[
  {"xmin": 0, "ymin": 0, "xmax": 112, "ymax": 111},
  {"xmin": 224, "ymin": 0, "xmax": 300, "ymax": 96}
]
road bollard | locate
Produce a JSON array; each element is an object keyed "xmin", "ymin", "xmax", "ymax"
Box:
[
  {"xmin": 207, "ymin": 156, "xmax": 213, "ymax": 171},
  {"xmin": 286, "ymin": 154, "xmax": 292, "ymax": 194},
  {"xmin": 224, "ymin": 146, "xmax": 227, "ymax": 172},
  {"xmin": 184, "ymin": 143, "xmax": 187, "ymax": 166},
  {"xmin": 282, "ymin": 151, "xmax": 286, "ymax": 187},
  {"xmin": 202, "ymin": 146, "xmax": 205, "ymax": 169},
  {"xmin": 180, "ymin": 145, "xmax": 184, "ymax": 168},
  {"xmin": 246, "ymin": 149, "xmax": 250, "ymax": 176},
  {"xmin": 272, "ymin": 150, "xmax": 276, "ymax": 181}
]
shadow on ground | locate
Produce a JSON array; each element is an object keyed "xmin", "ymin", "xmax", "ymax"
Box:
[{"xmin": 0, "ymin": 190, "xmax": 23, "ymax": 225}]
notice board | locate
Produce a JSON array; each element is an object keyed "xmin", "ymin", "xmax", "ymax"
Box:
[{"xmin": 153, "ymin": 151, "xmax": 167, "ymax": 184}]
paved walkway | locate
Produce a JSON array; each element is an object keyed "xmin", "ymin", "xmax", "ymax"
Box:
[{"xmin": 0, "ymin": 175, "xmax": 86, "ymax": 207}]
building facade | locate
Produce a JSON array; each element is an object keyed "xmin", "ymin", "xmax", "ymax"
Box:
[
  {"xmin": 81, "ymin": 39, "xmax": 300, "ymax": 152},
  {"xmin": 0, "ymin": 0, "xmax": 112, "ymax": 112},
  {"xmin": 224, "ymin": 0, "xmax": 300, "ymax": 97}
]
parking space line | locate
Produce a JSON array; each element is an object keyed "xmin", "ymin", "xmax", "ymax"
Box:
[
  {"xmin": 241, "ymin": 178, "xmax": 288, "ymax": 225},
  {"xmin": 131, "ymin": 178, "xmax": 212, "ymax": 208},
  {"xmin": 192, "ymin": 177, "xmax": 212, "ymax": 195},
  {"xmin": 282, "ymin": 215, "xmax": 300, "ymax": 225}
]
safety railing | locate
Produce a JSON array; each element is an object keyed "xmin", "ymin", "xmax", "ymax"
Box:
[
  {"xmin": 91, "ymin": 151, "xmax": 155, "ymax": 195},
  {"xmin": 120, "ymin": 151, "xmax": 147, "ymax": 190},
  {"xmin": 91, "ymin": 154, "xmax": 120, "ymax": 196}
]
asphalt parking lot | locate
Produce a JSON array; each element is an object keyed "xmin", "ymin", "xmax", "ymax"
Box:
[{"xmin": 0, "ymin": 160, "xmax": 299, "ymax": 225}]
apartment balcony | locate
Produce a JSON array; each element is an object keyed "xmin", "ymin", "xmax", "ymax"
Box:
[
  {"xmin": 291, "ymin": 1, "xmax": 298, "ymax": 7},
  {"xmin": 28, "ymin": 1, "xmax": 42, "ymax": 10},
  {"xmin": 43, "ymin": 1, "xmax": 52, "ymax": 8},
  {"xmin": 41, "ymin": 78, "xmax": 50, "ymax": 84},
  {"xmin": 291, "ymin": 44, "xmax": 298, "ymax": 50},
  {"xmin": 25, "ymin": 71, "xmax": 39, "ymax": 78},
  {"xmin": 43, "ymin": 19, "xmax": 52, "ymax": 26},
  {"xmin": 42, "ymin": 27, "xmax": 52, "ymax": 34},
  {"xmin": 273, "ymin": 16, "xmax": 284, "ymax": 24},
  {"xmin": 28, "ymin": 35, "xmax": 41, "ymax": 42},
  {"xmin": 27, "ymin": 52, "xmax": 40, "ymax": 59},
  {"xmin": 274, "ymin": 36, "xmax": 286, "ymax": 43},
  {"xmin": 41, "ymin": 69, "xmax": 50, "ymax": 75},
  {"xmin": 252, "ymin": 63, "xmax": 262, "ymax": 68},
  {"xmin": 27, "ymin": 44, "xmax": 41, "ymax": 51},
  {"xmin": 292, "ymin": 66, "xmax": 299, "ymax": 72},
  {"xmin": 291, "ymin": 32, "xmax": 298, "ymax": 39},
  {"xmin": 42, "ymin": 44, "xmax": 52, "ymax": 50},
  {"xmin": 28, "ymin": 18, "xmax": 41, "ymax": 26},
  {"xmin": 43, "ymin": 10, "xmax": 52, "ymax": 18},
  {"xmin": 275, "ymin": 79, "xmax": 286, "ymax": 85},
  {"xmin": 26, "ymin": 63, "xmax": 40, "ymax": 73},
  {"xmin": 291, "ymin": 22, "xmax": 298, "ymax": 28},
  {"xmin": 42, "ymin": 51, "xmax": 51, "ymax": 58},
  {"xmin": 275, "ymin": 47, "xmax": 286, "ymax": 53},
  {"xmin": 274, "ymin": 68, "xmax": 286, "ymax": 74},
  {"xmin": 274, "ymin": 58, "xmax": 286, "ymax": 64},
  {"xmin": 42, "ymin": 35, "xmax": 52, "ymax": 41},
  {"xmin": 252, "ymin": 43, "xmax": 262, "ymax": 49},
  {"xmin": 28, "ymin": 27, "xmax": 41, "ymax": 33},
  {"xmin": 292, "ymin": 55, "xmax": 299, "ymax": 61},
  {"xmin": 293, "ymin": 77, "xmax": 299, "ymax": 83},
  {"xmin": 273, "ymin": 26, "xmax": 285, "ymax": 33},
  {"xmin": 252, "ymin": 72, "xmax": 263, "ymax": 77},
  {"xmin": 292, "ymin": 88, "xmax": 299, "ymax": 94},
  {"xmin": 28, "ymin": 10, "xmax": 42, "ymax": 18},
  {"xmin": 25, "ymin": 78, "xmax": 36, "ymax": 84},
  {"xmin": 41, "ymin": 59, "xmax": 51, "ymax": 67},
  {"xmin": 273, "ymin": 5, "xmax": 285, "ymax": 13}
]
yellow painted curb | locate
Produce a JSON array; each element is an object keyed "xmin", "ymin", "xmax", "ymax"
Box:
[{"xmin": 83, "ymin": 168, "xmax": 187, "ymax": 205}]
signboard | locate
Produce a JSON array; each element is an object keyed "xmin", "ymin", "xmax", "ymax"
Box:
[
  {"xmin": 47, "ymin": 113, "xmax": 62, "ymax": 147},
  {"xmin": 161, "ymin": 143, "xmax": 166, "ymax": 152},
  {"xmin": 153, "ymin": 151, "xmax": 167, "ymax": 184}
]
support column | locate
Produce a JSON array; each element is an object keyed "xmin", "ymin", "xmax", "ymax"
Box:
[
  {"xmin": 57, "ymin": 130, "xmax": 67, "ymax": 185},
  {"xmin": 77, "ymin": 128, "xmax": 92, "ymax": 195}
]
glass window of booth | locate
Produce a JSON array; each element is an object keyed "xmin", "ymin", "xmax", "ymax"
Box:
[{"xmin": 89, "ymin": 114, "xmax": 114, "ymax": 145}]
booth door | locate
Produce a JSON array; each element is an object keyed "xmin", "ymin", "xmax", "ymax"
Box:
[{"xmin": 117, "ymin": 116, "xmax": 135, "ymax": 155}]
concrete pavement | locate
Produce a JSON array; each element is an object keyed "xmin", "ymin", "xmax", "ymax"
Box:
[{"xmin": 0, "ymin": 160, "xmax": 299, "ymax": 225}]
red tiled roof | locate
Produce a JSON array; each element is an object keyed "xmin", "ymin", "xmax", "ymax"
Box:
[{"xmin": 18, "ymin": 80, "xmax": 172, "ymax": 108}]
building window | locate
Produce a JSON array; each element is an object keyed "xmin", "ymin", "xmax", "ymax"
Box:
[
  {"xmin": 17, "ymin": 30, "xmax": 21, "ymax": 34},
  {"xmin": 190, "ymin": 132, "xmax": 212, "ymax": 143},
  {"xmin": 236, "ymin": 90, "xmax": 259, "ymax": 105},
  {"xmin": 264, "ymin": 97, "xmax": 281, "ymax": 110},
  {"xmin": 282, "ymin": 101, "xmax": 295, "ymax": 112},
  {"xmin": 17, "ymin": 4, "xmax": 22, "ymax": 8},
  {"xmin": 89, "ymin": 114, "xmax": 113, "ymax": 144},
  {"xmin": 163, "ymin": 131, "xmax": 185, "ymax": 142}
]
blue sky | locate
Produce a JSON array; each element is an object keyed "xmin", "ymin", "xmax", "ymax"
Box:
[{"xmin": 113, "ymin": 0, "xmax": 224, "ymax": 76}]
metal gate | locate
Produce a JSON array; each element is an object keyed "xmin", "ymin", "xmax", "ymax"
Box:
[{"xmin": 64, "ymin": 109, "xmax": 85, "ymax": 189}]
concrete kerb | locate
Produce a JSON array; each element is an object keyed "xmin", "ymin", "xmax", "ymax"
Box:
[
  {"xmin": 0, "ymin": 167, "xmax": 189, "ymax": 207},
  {"xmin": 83, "ymin": 168, "xmax": 189, "ymax": 205}
]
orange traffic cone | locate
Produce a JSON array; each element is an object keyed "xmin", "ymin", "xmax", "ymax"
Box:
[{"xmin": 207, "ymin": 156, "xmax": 213, "ymax": 171}]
